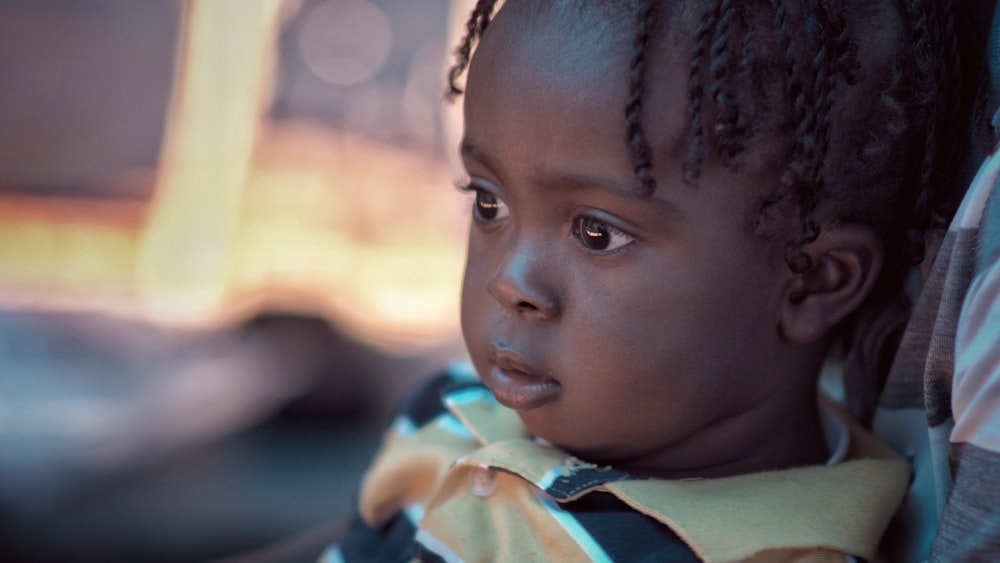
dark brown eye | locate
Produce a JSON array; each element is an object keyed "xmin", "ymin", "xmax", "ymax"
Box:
[
  {"xmin": 473, "ymin": 188, "xmax": 508, "ymax": 222},
  {"xmin": 573, "ymin": 216, "xmax": 634, "ymax": 252}
]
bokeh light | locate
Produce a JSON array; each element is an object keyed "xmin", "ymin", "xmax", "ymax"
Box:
[
  {"xmin": 298, "ymin": 0, "xmax": 392, "ymax": 86},
  {"xmin": 0, "ymin": 0, "xmax": 468, "ymax": 560}
]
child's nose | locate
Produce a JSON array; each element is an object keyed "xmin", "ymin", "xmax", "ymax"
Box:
[{"xmin": 486, "ymin": 244, "xmax": 561, "ymax": 320}]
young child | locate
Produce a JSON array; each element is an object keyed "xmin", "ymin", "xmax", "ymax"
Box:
[{"xmin": 324, "ymin": 1, "xmax": 976, "ymax": 561}]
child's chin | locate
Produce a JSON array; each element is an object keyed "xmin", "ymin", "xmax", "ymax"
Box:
[{"xmin": 521, "ymin": 418, "xmax": 605, "ymax": 459}]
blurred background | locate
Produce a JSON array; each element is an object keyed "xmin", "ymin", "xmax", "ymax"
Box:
[{"xmin": 0, "ymin": 0, "xmax": 474, "ymax": 560}]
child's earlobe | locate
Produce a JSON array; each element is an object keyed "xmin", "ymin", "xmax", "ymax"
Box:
[{"xmin": 779, "ymin": 225, "xmax": 884, "ymax": 344}]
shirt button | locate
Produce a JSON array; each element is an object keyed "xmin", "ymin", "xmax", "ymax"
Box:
[{"xmin": 468, "ymin": 466, "xmax": 499, "ymax": 497}]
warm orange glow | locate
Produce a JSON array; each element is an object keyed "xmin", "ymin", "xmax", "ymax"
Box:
[
  {"xmin": 0, "ymin": 197, "xmax": 144, "ymax": 311},
  {"xmin": 136, "ymin": 0, "xmax": 283, "ymax": 321},
  {"xmin": 228, "ymin": 122, "xmax": 467, "ymax": 346},
  {"xmin": 0, "ymin": 0, "xmax": 467, "ymax": 349}
]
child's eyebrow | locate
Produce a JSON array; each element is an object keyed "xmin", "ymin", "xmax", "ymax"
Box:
[
  {"xmin": 459, "ymin": 140, "xmax": 494, "ymax": 171},
  {"xmin": 460, "ymin": 140, "xmax": 679, "ymax": 213}
]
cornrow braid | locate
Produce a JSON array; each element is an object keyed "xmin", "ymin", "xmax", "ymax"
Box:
[
  {"xmin": 787, "ymin": 0, "xmax": 842, "ymax": 268},
  {"xmin": 709, "ymin": 0, "xmax": 745, "ymax": 167},
  {"xmin": 683, "ymin": 2, "xmax": 721, "ymax": 183},
  {"xmin": 829, "ymin": 5, "xmax": 859, "ymax": 85},
  {"xmin": 625, "ymin": 0, "xmax": 657, "ymax": 196},
  {"xmin": 447, "ymin": 0, "xmax": 498, "ymax": 101},
  {"xmin": 733, "ymin": 5, "xmax": 761, "ymax": 180},
  {"xmin": 736, "ymin": 6, "xmax": 755, "ymax": 99},
  {"xmin": 770, "ymin": 0, "xmax": 820, "ymax": 272},
  {"xmin": 811, "ymin": 1, "xmax": 841, "ymax": 185},
  {"xmin": 769, "ymin": 0, "xmax": 799, "ymax": 189}
]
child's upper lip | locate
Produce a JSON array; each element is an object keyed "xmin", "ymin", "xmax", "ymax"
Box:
[
  {"xmin": 486, "ymin": 344, "xmax": 561, "ymax": 410},
  {"xmin": 488, "ymin": 344, "xmax": 556, "ymax": 382}
]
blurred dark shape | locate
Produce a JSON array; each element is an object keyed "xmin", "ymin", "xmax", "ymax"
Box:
[
  {"xmin": 0, "ymin": 309, "xmax": 443, "ymax": 562},
  {"xmin": 240, "ymin": 312, "xmax": 380, "ymax": 424},
  {"xmin": 0, "ymin": 0, "xmax": 180, "ymax": 199},
  {"xmin": 0, "ymin": 0, "xmax": 462, "ymax": 560}
]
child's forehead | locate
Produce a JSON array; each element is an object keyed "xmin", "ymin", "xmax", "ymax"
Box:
[
  {"xmin": 493, "ymin": 0, "xmax": 691, "ymax": 47},
  {"xmin": 468, "ymin": 5, "xmax": 635, "ymax": 135},
  {"xmin": 476, "ymin": 3, "xmax": 686, "ymax": 114},
  {"xmin": 468, "ymin": 2, "xmax": 752, "ymax": 191},
  {"xmin": 481, "ymin": 2, "xmax": 697, "ymax": 105},
  {"xmin": 483, "ymin": 1, "xmax": 629, "ymax": 76}
]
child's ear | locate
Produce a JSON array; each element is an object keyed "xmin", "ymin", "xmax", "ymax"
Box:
[{"xmin": 779, "ymin": 224, "xmax": 884, "ymax": 344}]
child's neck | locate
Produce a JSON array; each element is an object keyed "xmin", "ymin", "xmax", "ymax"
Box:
[{"xmin": 598, "ymin": 394, "xmax": 830, "ymax": 480}]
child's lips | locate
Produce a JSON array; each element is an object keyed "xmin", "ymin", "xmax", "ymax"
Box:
[{"xmin": 486, "ymin": 348, "xmax": 561, "ymax": 411}]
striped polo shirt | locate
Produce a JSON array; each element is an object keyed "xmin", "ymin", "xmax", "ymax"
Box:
[{"xmin": 323, "ymin": 365, "xmax": 909, "ymax": 562}]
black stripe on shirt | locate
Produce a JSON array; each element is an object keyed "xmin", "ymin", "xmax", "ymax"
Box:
[
  {"xmin": 338, "ymin": 512, "xmax": 418, "ymax": 563},
  {"xmin": 399, "ymin": 372, "xmax": 479, "ymax": 428},
  {"xmin": 559, "ymin": 491, "xmax": 701, "ymax": 562},
  {"xmin": 543, "ymin": 466, "xmax": 639, "ymax": 499},
  {"xmin": 413, "ymin": 543, "xmax": 447, "ymax": 563}
]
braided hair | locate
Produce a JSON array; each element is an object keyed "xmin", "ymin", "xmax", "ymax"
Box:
[
  {"xmin": 447, "ymin": 0, "xmax": 498, "ymax": 101},
  {"xmin": 448, "ymin": 0, "xmax": 983, "ymax": 400}
]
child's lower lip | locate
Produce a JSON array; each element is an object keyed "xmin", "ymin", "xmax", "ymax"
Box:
[{"xmin": 487, "ymin": 365, "xmax": 561, "ymax": 411}]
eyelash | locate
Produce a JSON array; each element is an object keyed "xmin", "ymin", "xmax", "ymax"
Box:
[
  {"xmin": 571, "ymin": 216, "xmax": 635, "ymax": 254},
  {"xmin": 457, "ymin": 182, "xmax": 636, "ymax": 254},
  {"xmin": 459, "ymin": 183, "xmax": 510, "ymax": 224}
]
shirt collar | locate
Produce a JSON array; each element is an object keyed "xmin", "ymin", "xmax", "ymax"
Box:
[{"xmin": 441, "ymin": 380, "xmax": 909, "ymax": 562}]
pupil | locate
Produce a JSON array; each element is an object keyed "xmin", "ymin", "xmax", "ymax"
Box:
[
  {"xmin": 581, "ymin": 218, "xmax": 609, "ymax": 250},
  {"xmin": 477, "ymin": 191, "xmax": 499, "ymax": 220}
]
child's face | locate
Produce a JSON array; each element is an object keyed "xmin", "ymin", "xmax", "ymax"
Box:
[{"xmin": 459, "ymin": 3, "xmax": 800, "ymax": 475}]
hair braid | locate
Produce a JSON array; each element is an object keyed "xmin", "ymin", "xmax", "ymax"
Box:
[
  {"xmin": 906, "ymin": 0, "xmax": 933, "ymax": 80},
  {"xmin": 791, "ymin": 1, "xmax": 840, "ymax": 257},
  {"xmin": 736, "ymin": 6, "xmax": 755, "ymax": 98},
  {"xmin": 813, "ymin": 3, "xmax": 841, "ymax": 184},
  {"xmin": 447, "ymin": 0, "xmax": 498, "ymax": 101},
  {"xmin": 626, "ymin": 0, "xmax": 657, "ymax": 196},
  {"xmin": 751, "ymin": 3, "xmax": 791, "ymax": 236},
  {"xmin": 709, "ymin": 0, "xmax": 743, "ymax": 167},
  {"xmin": 830, "ymin": 7, "xmax": 859, "ymax": 85},
  {"xmin": 684, "ymin": 2, "xmax": 721, "ymax": 183},
  {"xmin": 782, "ymin": 0, "xmax": 851, "ymax": 273},
  {"xmin": 770, "ymin": 0, "xmax": 819, "ymax": 271},
  {"xmin": 770, "ymin": 0, "xmax": 800, "ymax": 189}
]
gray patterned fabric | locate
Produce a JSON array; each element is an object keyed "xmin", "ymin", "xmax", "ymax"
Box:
[{"xmin": 873, "ymin": 111, "xmax": 1000, "ymax": 562}]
